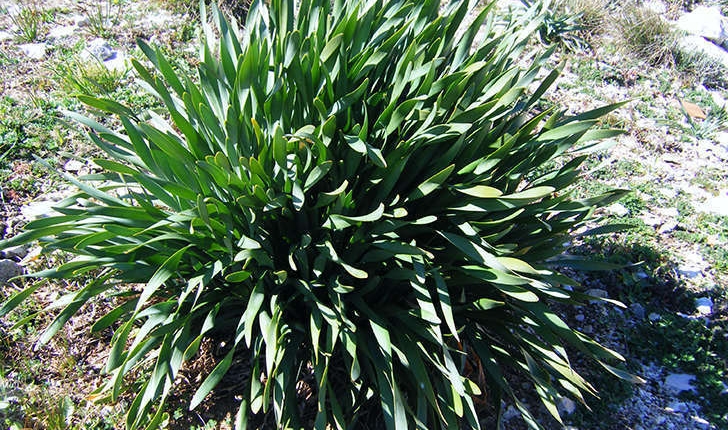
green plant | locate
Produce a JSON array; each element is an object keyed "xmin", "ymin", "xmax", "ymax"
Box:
[
  {"xmin": 613, "ymin": 1, "xmax": 678, "ymax": 65},
  {"xmin": 52, "ymin": 55, "xmax": 128, "ymax": 96},
  {"xmin": 0, "ymin": 0, "xmax": 636, "ymax": 428},
  {"xmin": 8, "ymin": 3, "xmax": 45, "ymax": 42},
  {"xmin": 675, "ymin": 48, "xmax": 728, "ymax": 89},
  {"xmin": 83, "ymin": 0, "xmax": 123, "ymax": 38},
  {"xmin": 519, "ymin": 0, "xmax": 588, "ymax": 51}
]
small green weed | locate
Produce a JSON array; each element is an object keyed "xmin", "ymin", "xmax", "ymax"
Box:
[
  {"xmin": 8, "ymin": 3, "xmax": 46, "ymax": 42},
  {"xmin": 630, "ymin": 312, "xmax": 728, "ymax": 426},
  {"xmin": 0, "ymin": 97, "xmax": 62, "ymax": 167},
  {"xmin": 52, "ymin": 56, "xmax": 128, "ymax": 96},
  {"xmin": 613, "ymin": 1, "xmax": 678, "ymax": 65},
  {"xmin": 83, "ymin": 0, "xmax": 123, "ymax": 38}
]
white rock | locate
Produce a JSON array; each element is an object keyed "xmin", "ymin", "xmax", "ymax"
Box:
[
  {"xmin": 558, "ymin": 397, "xmax": 577, "ymax": 415},
  {"xmin": 678, "ymin": 251, "xmax": 708, "ymax": 279},
  {"xmin": 666, "ymin": 401, "xmax": 689, "ymax": 413},
  {"xmin": 716, "ymin": 132, "xmax": 728, "ymax": 149},
  {"xmin": 691, "ymin": 416, "xmax": 711, "ymax": 428},
  {"xmin": 678, "ymin": 35, "xmax": 728, "ymax": 69},
  {"xmin": 639, "ymin": 212, "xmax": 661, "ymax": 227},
  {"xmin": 18, "ymin": 43, "xmax": 48, "ymax": 60},
  {"xmin": 575, "ymin": 314, "xmax": 585, "ymax": 322},
  {"xmin": 676, "ymin": 6, "xmax": 728, "ymax": 47},
  {"xmin": 72, "ymin": 14, "xmax": 90, "ymax": 27},
  {"xmin": 659, "ymin": 187, "xmax": 677, "ymax": 199},
  {"xmin": 20, "ymin": 200, "xmax": 60, "ymax": 222},
  {"xmin": 586, "ymin": 288, "xmax": 608, "ymax": 299},
  {"xmin": 502, "ymin": 405, "xmax": 520, "ymax": 421},
  {"xmin": 660, "ymin": 207, "xmax": 679, "ymax": 218},
  {"xmin": 63, "ymin": 159, "xmax": 85, "ymax": 172},
  {"xmin": 664, "ymin": 373, "xmax": 697, "ymax": 394},
  {"xmin": 658, "ymin": 221, "xmax": 678, "ymax": 234},
  {"xmin": 695, "ymin": 297, "xmax": 713, "ymax": 316},
  {"xmin": 48, "ymin": 24, "xmax": 77, "ymax": 39},
  {"xmin": 702, "ymin": 190, "xmax": 728, "ymax": 216},
  {"xmin": 711, "ymin": 90, "xmax": 727, "ymax": 109},
  {"xmin": 649, "ymin": 312, "xmax": 661, "ymax": 321},
  {"xmin": 606, "ymin": 203, "xmax": 629, "ymax": 217},
  {"xmin": 0, "ymin": 30, "xmax": 13, "ymax": 41},
  {"xmin": 81, "ymin": 38, "xmax": 114, "ymax": 61},
  {"xmin": 103, "ymin": 51, "xmax": 129, "ymax": 72}
]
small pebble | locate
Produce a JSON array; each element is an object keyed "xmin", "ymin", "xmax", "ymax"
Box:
[
  {"xmin": 630, "ymin": 303, "xmax": 646, "ymax": 319},
  {"xmin": 695, "ymin": 297, "xmax": 713, "ymax": 316}
]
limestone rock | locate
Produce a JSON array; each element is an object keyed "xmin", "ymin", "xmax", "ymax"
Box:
[
  {"xmin": 48, "ymin": 24, "xmax": 77, "ymax": 39},
  {"xmin": 677, "ymin": 6, "xmax": 728, "ymax": 48},
  {"xmin": 18, "ymin": 43, "xmax": 48, "ymax": 60},
  {"xmin": 664, "ymin": 373, "xmax": 696, "ymax": 394},
  {"xmin": 678, "ymin": 35, "xmax": 728, "ymax": 69},
  {"xmin": 81, "ymin": 38, "xmax": 114, "ymax": 61},
  {"xmin": 695, "ymin": 297, "xmax": 713, "ymax": 316},
  {"xmin": 21, "ymin": 200, "xmax": 60, "ymax": 222},
  {"xmin": 0, "ymin": 259, "xmax": 23, "ymax": 283}
]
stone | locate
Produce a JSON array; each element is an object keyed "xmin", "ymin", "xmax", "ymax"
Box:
[
  {"xmin": 659, "ymin": 221, "xmax": 678, "ymax": 234},
  {"xmin": 691, "ymin": 416, "xmax": 710, "ymax": 428},
  {"xmin": 103, "ymin": 51, "xmax": 129, "ymax": 72},
  {"xmin": 695, "ymin": 297, "xmax": 713, "ymax": 316},
  {"xmin": 649, "ymin": 312, "xmax": 661, "ymax": 322},
  {"xmin": 711, "ymin": 90, "xmax": 727, "ymax": 108},
  {"xmin": 72, "ymin": 14, "xmax": 90, "ymax": 27},
  {"xmin": 716, "ymin": 132, "xmax": 728, "ymax": 149},
  {"xmin": 558, "ymin": 397, "xmax": 577, "ymax": 415},
  {"xmin": 21, "ymin": 200, "xmax": 60, "ymax": 222},
  {"xmin": 1, "ymin": 244, "xmax": 28, "ymax": 260},
  {"xmin": 48, "ymin": 24, "xmax": 77, "ymax": 39},
  {"xmin": 702, "ymin": 190, "xmax": 728, "ymax": 216},
  {"xmin": 18, "ymin": 43, "xmax": 48, "ymax": 60},
  {"xmin": 676, "ymin": 6, "xmax": 728, "ymax": 47},
  {"xmin": 659, "ymin": 207, "xmax": 679, "ymax": 218},
  {"xmin": 678, "ymin": 35, "xmax": 728, "ymax": 70},
  {"xmin": 666, "ymin": 401, "xmax": 689, "ymax": 413},
  {"xmin": 606, "ymin": 203, "xmax": 629, "ymax": 217},
  {"xmin": 585, "ymin": 289, "xmax": 609, "ymax": 304},
  {"xmin": 0, "ymin": 259, "xmax": 23, "ymax": 283},
  {"xmin": 63, "ymin": 159, "xmax": 85, "ymax": 172},
  {"xmin": 502, "ymin": 405, "xmax": 520, "ymax": 421},
  {"xmin": 664, "ymin": 373, "xmax": 697, "ymax": 394},
  {"xmin": 0, "ymin": 30, "xmax": 13, "ymax": 41},
  {"xmin": 81, "ymin": 38, "xmax": 114, "ymax": 61},
  {"xmin": 639, "ymin": 212, "xmax": 661, "ymax": 227},
  {"xmin": 630, "ymin": 303, "xmax": 646, "ymax": 319},
  {"xmin": 575, "ymin": 314, "xmax": 585, "ymax": 322},
  {"xmin": 677, "ymin": 252, "xmax": 708, "ymax": 279}
]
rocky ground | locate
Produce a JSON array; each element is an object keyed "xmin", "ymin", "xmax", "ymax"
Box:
[{"xmin": 0, "ymin": 0, "xmax": 727, "ymax": 429}]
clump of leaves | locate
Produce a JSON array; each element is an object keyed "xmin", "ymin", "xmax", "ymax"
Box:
[
  {"xmin": 8, "ymin": 2, "xmax": 45, "ymax": 42},
  {"xmin": 519, "ymin": 0, "xmax": 589, "ymax": 51},
  {"xmin": 0, "ymin": 0, "xmax": 636, "ymax": 429},
  {"xmin": 51, "ymin": 55, "xmax": 129, "ymax": 97},
  {"xmin": 83, "ymin": 0, "xmax": 123, "ymax": 39},
  {"xmin": 613, "ymin": 0, "xmax": 679, "ymax": 65}
]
